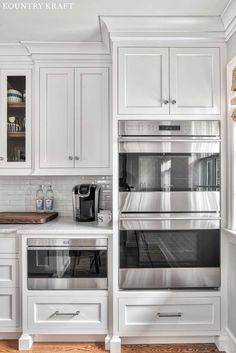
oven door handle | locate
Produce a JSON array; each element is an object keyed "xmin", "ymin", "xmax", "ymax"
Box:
[
  {"xmin": 119, "ymin": 137, "xmax": 221, "ymax": 142},
  {"xmin": 27, "ymin": 246, "xmax": 107, "ymax": 251},
  {"xmin": 119, "ymin": 216, "xmax": 221, "ymax": 221}
]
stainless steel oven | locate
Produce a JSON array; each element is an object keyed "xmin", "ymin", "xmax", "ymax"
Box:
[
  {"xmin": 119, "ymin": 120, "xmax": 220, "ymax": 214},
  {"xmin": 27, "ymin": 238, "xmax": 108, "ymax": 290},
  {"xmin": 118, "ymin": 120, "xmax": 221, "ymax": 289},
  {"xmin": 119, "ymin": 214, "xmax": 220, "ymax": 289}
]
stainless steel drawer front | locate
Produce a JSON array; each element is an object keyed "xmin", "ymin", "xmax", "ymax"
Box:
[
  {"xmin": 119, "ymin": 268, "xmax": 220, "ymax": 289},
  {"xmin": 28, "ymin": 278, "xmax": 108, "ymax": 290}
]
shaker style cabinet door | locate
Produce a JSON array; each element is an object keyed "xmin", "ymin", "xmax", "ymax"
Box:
[
  {"xmin": 170, "ymin": 48, "xmax": 220, "ymax": 115},
  {"xmin": 118, "ymin": 47, "xmax": 169, "ymax": 115},
  {"xmin": 74, "ymin": 68, "xmax": 110, "ymax": 169},
  {"xmin": 39, "ymin": 68, "xmax": 74, "ymax": 168}
]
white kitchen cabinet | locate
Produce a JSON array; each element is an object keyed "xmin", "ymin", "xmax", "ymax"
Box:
[
  {"xmin": 119, "ymin": 297, "xmax": 221, "ymax": 335},
  {"xmin": 27, "ymin": 295, "xmax": 108, "ymax": 333},
  {"xmin": 117, "ymin": 47, "xmax": 220, "ymax": 117},
  {"xmin": 0, "ymin": 288, "xmax": 19, "ymax": 328},
  {"xmin": 170, "ymin": 48, "xmax": 220, "ymax": 115},
  {"xmin": 0, "ymin": 233, "xmax": 20, "ymax": 332},
  {"xmin": 0, "ymin": 69, "xmax": 31, "ymax": 172},
  {"xmin": 38, "ymin": 66, "xmax": 110, "ymax": 175},
  {"xmin": 39, "ymin": 68, "xmax": 74, "ymax": 169},
  {"xmin": 74, "ymin": 68, "xmax": 110, "ymax": 168},
  {"xmin": 118, "ymin": 47, "xmax": 169, "ymax": 115}
]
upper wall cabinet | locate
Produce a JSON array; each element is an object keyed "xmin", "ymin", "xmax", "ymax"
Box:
[
  {"xmin": 0, "ymin": 69, "xmax": 31, "ymax": 173},
  {"xmin": 37, "ymin": 66, "xmax": 111, "ymax": 175},
  {"xmin": 118, "ymin": 48, "xmax": 169, "ymax": 115},
  {"xmin": 117, "ymin": 47, "xmax": 220, "ymax": 117},
  {"xmin": 170, "ymin": 48, "xmax": 220, "ymax": 115}
]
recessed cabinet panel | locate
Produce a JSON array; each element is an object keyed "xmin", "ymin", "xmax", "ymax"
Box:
[
  {"xmin": 0, "ymin": 288, "xmax": 18, "ymax": 327},
  {"xmin": 75, "ymin": 68, "xmax": 110, "ymax": 168},
  {"xmin": 170, "ymin": 48, "xmax": 220, "ymax": 114},
  {"xmin": 0, "ymin": 259, "xmax": 18, "ymax": 288},
  {"xmin": 118, "ymin": 48, "xmax": 169, "ymax": 115},
  {"xmin": 39, "ymin": 68, "xmax": 74, "ymax": 168}
]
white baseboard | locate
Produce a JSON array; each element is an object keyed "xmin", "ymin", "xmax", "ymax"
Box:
[
  {"xmin": 34, "ymin": 334, "xmax": 106, "ymax": 342},
  {"xmin": 122, "ymin": 336, "xmax": 216, "ymax": 344},
  {"xmin": 226, "ymin": 329, "xmax": 236, "ymax": 353},
  {"xmin": 0, "ymin": 333, "xmax": 20, "ymax": 340}
]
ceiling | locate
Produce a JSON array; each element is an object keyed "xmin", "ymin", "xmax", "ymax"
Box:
[{"xmin": 0, "ymin": 0, "xmax": 231, "ymax": 43}]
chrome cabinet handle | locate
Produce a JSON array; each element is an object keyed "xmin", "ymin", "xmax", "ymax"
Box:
[
  {"xmin": 74, "ymin": 156, "xmax": 80, "ymax": 160},
  {"xmin": 171, "ymin": 100, "xmax": 176, "ymax": 104},
  {"xmin": 51, "ymin": 310, "xmax": 80, "ymax": 317},
  {"xmin": 68, "ymin": 156, "xmax": 73, "ymax": 160},
  {"xmin": 157, "ymin": 312, "xmax": 182, "ymax": 318},
  {"xmin": 163, "ymin": 100, "xmax": 169, "ymax": 105},
  {"xmin": 0, "ymin": 157, "xmax": 4, "ymax": 161}
]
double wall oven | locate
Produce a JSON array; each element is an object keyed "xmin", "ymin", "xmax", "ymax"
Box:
[{"xmin": 119, "ymin": 120, "xmax": 220, "ymax": 289}]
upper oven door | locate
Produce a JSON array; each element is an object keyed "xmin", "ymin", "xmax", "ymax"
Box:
[{"xmin": 119, "ymin": 138, "xmax": 220, "ymax": 214}]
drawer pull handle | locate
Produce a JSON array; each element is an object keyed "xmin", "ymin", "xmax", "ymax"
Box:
[
  {"xmin": 52, "ymin": 310, "xmax": 80, "ymax": 317},
  {"xmin": 157, "ymin": 312, "xmax": 182, "ymax": 318}
]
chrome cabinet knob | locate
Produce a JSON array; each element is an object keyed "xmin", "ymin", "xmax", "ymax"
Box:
[
  {"xmin": 68, "ymin": 156, "xmax": 73, "ymax": 160},
  {"xmin": 0, "ymin": 157, "xmax": 4, "ymax": 161},
  {"xmin": 74, "ymin": 156, "xmax": 80, "ymax": 160},
  {"xmin": 171, "ymin": 100, "xmax": 176, "ymax": 104},
  {"xmin": 163, "ymin": 100, "xmax": 169, "ymax": 105}
]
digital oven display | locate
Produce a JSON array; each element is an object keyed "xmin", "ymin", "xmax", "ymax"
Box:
[{"xmin": 159, "ymin": 125, "xmax": 181, "ymax": 131}]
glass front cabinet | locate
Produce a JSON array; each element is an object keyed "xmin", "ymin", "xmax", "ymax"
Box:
[{"xmin": 0, "ymin": 70, "xmax": 31, "ymax": 172}]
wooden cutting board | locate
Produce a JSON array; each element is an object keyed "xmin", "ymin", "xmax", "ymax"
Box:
[{"xmin": 0, "ymin": 212, "xmax": 58, "ymax": 224}]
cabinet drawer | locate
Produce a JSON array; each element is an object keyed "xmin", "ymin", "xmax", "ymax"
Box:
[
  {"xmin": 0, "ymin": 288, "xmax": 18, "ymax": 328},
  {"xmin": 0, "ymin": 236, "xmax": 18, "ymax": 254},
  {"xmin": 28, "ymin": 296, "xmax": 108, "ymax": 333},
  {"xmin": 119, "ymin": 297, "xmax": 220, "ymax": 334},
  {"xmin": 0, "ymin": 259, "xmax": 18, "ymax": 287}
]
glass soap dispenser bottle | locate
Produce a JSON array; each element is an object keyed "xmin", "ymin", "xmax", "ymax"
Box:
[
  {"xmin": 36, "ymin": 185, "xmax": 44, "ymax": 212},
  {"xmin": 45, "ymin": 185, "xmax": 54, "ymax": 212}
]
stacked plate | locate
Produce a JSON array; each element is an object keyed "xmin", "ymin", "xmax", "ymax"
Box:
[{"xmin": 7, "ymin": 89, "xmax": 23, "ymax": 103}]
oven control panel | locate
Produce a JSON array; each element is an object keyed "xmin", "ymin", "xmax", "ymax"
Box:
[{"xmin": 119, "ymin": 120, "xmax": 220, "ymax": 137}]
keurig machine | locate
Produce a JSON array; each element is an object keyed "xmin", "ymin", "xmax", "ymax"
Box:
[{"xmin": 72, "ymin": 184, "xmax": 101, "ymax": 222}]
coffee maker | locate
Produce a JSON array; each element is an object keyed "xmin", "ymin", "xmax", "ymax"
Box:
[{"xmin": 72, "ymin": 184, "xmax": 101, "ymax": 222}]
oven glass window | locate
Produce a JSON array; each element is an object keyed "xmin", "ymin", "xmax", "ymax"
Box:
[
  {"xmin": 120, "ymin": 230, "xmax": 220, "ymax": 269},
  {"xmin": 119, "ymin": 153, "xmax": 220, "ymax": 192},
  {"xmin": 28, "ymin": 249, "xmax": 107, "ymax": 279}
]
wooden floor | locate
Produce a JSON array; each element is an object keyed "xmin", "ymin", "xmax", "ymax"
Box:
[{"xmin": 0, "ymin": 341, "xmax": 225, "ymax": 353}]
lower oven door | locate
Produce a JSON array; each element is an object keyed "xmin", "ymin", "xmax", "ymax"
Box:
[
  {"xmin": 119, "ymin": 216, "xmax": 220, "ymax": 289},
  {"xmin": 27, "ymin": 242, "xmax": 107, "ymax": 290}
]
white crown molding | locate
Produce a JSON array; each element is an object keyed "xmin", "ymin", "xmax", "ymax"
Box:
[
  {"xmin": 0, "ymin": 43, "xmax": 29, "ymax": 56},
  {"xmin": 100, "ymin": 16, "xmax": 225, "ymax": 40},
  {"xmin": 20, "ymin": 41, "xmax": 110, "ymax": 55},
  {"xmin": 221, "ymin": 0, "xmax": 236, "ymax": 41}
]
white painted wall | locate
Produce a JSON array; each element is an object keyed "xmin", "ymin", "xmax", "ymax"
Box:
[
  {"xmin": 0, "ymin": 176, "xmax": 112, "ymax": 216},
  {"xmin": 227, "ymin": 32, "xmax": 236, "ymax": 63}
]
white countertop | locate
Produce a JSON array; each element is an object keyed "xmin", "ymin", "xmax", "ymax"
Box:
[{"xmin": 0, "ymin": 216, "xmax": 113, "ymax": 235}]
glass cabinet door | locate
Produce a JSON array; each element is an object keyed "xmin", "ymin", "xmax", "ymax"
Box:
[
  {"xmin": 7, "ymin": 75, "xmax": 26, "ymax": 162},
  {"xmin": 0, "ymin": 70, "xmax": 31, "ymax": 170}
]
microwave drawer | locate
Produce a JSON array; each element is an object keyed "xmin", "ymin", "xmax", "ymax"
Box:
[
  {"xmin": 119, "ymin": 297, "xmax": 220, "ymax": 335},
  {"xmin": 27, "ymin": 296, "xmax": 108, "ymax": 333}
]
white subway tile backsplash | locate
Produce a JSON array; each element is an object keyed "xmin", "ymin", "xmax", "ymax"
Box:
[{"xmin": 0, "ymin": 176, "xmax": 112, "ymax": 216}]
